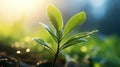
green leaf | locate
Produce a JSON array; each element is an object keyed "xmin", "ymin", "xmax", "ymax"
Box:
[
  {"xmin": 68, "ymin": 30, "xmax": 98, "ymax": 41},
  {"xmin": 47, "ymin": 4, "xmax": 63, "ymax": 32},
  {"xmin": 60, "ymin": 38, "xmax": 87, "ymax": 50},
  {"xmin": 33, "ymin": 38, "xmax": 54, "ymax": 52},
  {"xmin": 61, "ymin": 30, "xmax": 98, "ymax": 44},
  {"xmin": 60, "ymin": 30, "xmax": 98, "ymax": 50},
  {"xmin": 39, "ymin": 23, "xmax": 58, "ymax": 42},
  {"xmin": 74, "ymin": 30, "xmax": 98, "ymax": 38},
  {"xmin": 63, "ymin": 12, "xmax": 86, "ymax": 37}
]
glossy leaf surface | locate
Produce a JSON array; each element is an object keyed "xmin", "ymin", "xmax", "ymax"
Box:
[
  {"xmin": 47, "ymin": 4, "xmax": 63, "ymax": 32},
  {"xmin": 40, "ymin": 23, "xmax": 58, "ymax": 42},
  {"xmin": 63, "ymin": 12, "xmax": 86, "ymax": 37},
  {"xmin": 33, "ymin": 38, "xmax": 53, "ymax": 51}
]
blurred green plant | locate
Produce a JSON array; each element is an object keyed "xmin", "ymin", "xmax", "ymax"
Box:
[
  {"xmin": 64, "ymin": 36, "xmax": 120, "ymax": 67},
  {"xmin": 86, "ymin": 36, "xmax": 120, "ymax": 67},
  {"xmin": 0, "ymin": 18, "xmax": 25, "ymax": 46},
  {"xmin": 33, "ymin": 4, "xmax": 98, "ymax": 67}
]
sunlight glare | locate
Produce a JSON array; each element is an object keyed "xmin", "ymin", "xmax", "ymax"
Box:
[{"xmin": 0, "ymin": 0, "xmax": 45, "ymax": 22}]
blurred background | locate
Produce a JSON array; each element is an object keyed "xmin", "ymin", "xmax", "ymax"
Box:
[{"xmin": 0, "ymin": 0, "xmax": 120, "ymax": 67}]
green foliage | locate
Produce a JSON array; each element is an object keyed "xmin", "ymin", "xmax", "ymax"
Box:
[
  {"xmin": 33, "ymin": 38, "xmax": 54, "ymax": 53},
  {"xmin": 33, "ymin": 38, "xmax": 51, "ymax": 49},
  {"xmin": 40, "ymin": 23, "xmax": 58, "ymax": 42},
  {"xmin": 0, "ymin": 18, "xmax": 25, "ymax": 46},
  {"xmin": 60, "ymin": 38, "xmax": 87, "ymax": 50},
  {"xmin": 63, "ymin": 12, "xmax": 86, "ymax": 37},
  {"xmin": 60, "ymin": 30, "xmax": 98, "ymax": 50},
  {"xmin": 33, "ymin": 4, "xmax": 97, "ymax": 67},
  {"xmin": 34, "ymin": 4, "xmax": 97, "ymax": 52},
  {"xmin": 47, "ymin": 4, "xmax": 63, "ymax": 33},
  {"xmin": 65, "ymin": 36, "xmax": 120, "ymax": 67}
]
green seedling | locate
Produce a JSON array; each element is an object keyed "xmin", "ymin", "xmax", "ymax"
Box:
[{"xmin": 33, "ymin": 4, "xmax": 98, "ymax": 67}]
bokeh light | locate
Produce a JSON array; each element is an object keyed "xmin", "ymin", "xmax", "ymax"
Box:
[
  {"xmin": 16, "ymin": 50, "xmax": 21, "ymax": 54},
  {"xmin": 26, "ymin": 48, "xmax": 30, "ymax": 53},
  {"xmin": 81, "ymin": 46, "xmax": 87, "ymax": 52}
]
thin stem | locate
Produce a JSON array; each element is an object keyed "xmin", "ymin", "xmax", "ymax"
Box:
[{"xmin": 52, "ymin": 39, "xmax": 60, "ymax": 67}]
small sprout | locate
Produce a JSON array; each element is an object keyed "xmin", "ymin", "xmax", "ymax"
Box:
[{"xmin": 33, "ymin": 4, "xmax": 98, "ymax": 67}]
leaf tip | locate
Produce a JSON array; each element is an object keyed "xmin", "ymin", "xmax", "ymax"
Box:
[
  {"xmin": 47, "ymin": 3, "xmax": 55, "ymax": 10},
  {"xmin": 93, "ymin": 30, "xmax": 99, "ymax": 33},
  {"xmin": 32, "ymin": 38, "xmax": 35, "ymax": 40},
  {"xmin": 48, "ymin": 3, "xmax": 53, "ymax": 6},
  {"xmin": 32, "ymin": 38, "xmax": 39, "ymax": 41},
  {"xmin": 81, "ymin": 11, "xmax": 86, "ymax": 20}
]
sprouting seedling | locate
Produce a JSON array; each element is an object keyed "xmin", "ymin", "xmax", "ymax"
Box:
[{"xmin": 33, "ymin": 4, "xmax": 98, "ymax": 67}]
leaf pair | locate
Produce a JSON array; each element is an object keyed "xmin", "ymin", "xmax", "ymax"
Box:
[{"xmin": 47, "ymin": 4, "xmax": 86, "ymax": 38}]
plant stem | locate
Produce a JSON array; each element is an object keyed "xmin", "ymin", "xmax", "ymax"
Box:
[{"xmin": 52, "ymin": 39, "xmax": 60, "ymax": 67}]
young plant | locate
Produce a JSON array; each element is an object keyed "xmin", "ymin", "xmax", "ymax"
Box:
[{"xmin": 33, "ymin": 4, "xmax": 98, "ymax": 67}]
